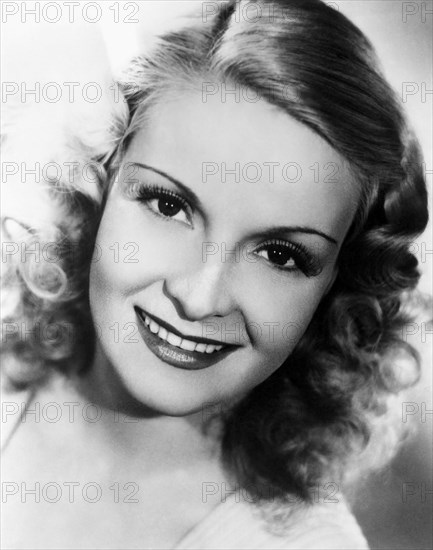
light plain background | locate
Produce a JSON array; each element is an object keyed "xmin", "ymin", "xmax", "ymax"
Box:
[{"xmin": 1, "ymin": 1, "xmax": 432, "ymax": 549}]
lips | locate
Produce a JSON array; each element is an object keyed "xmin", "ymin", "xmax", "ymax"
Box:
[{"xmin": 134, "ymin": 306, "xmax": 240, "ymax": 370}]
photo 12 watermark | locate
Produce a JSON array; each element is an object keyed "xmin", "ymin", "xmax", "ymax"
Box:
[
  {"xmin": 201, "ymin": 481, "xmax": 340, "ymax": 504},
  {"xmin": 402, "ymin": 2, "xmax": 433, "ymax": 22},
  {"xmin": 2, "ymin": 481, "xmax": 139, "ymax": 503},
  {"xmin": 1, "ymin": 2, "xmax": 140, "ymax": 24},
  {"xmin": 401, "ymin": 402, "xmax": 432, "ymax": 423}
]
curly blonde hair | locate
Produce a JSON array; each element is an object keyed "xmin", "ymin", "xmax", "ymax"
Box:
[{"xmin": 1, "ymin": 0, "xmax": 429, "ymax": 506}]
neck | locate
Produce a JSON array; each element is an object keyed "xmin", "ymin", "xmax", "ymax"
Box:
[{"xmin": 66, "ymin": 339, "xmax": 223, "ymax": 471}]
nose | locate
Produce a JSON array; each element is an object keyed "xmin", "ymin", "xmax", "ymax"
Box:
[{"xmin": 163, "ymin": 258, "xmax": 237, "ymax": 322}]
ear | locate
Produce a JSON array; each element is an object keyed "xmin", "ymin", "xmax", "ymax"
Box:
[{"xmin": 324, "ymin": 266, "xmax": 338, "ymax": 295}]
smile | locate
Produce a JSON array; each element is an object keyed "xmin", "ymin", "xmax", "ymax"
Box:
[
  {"xmin": 140, "ymin": 312, "xmax": 225, "ymax": 353},
  {"xmin": 134, "ymin": 306, "xmax": 239, "ymax": 370}
]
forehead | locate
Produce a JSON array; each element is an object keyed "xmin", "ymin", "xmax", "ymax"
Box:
[{"xmin": 125, "ymin": 90, "xmax": 361, "ymax": 242}]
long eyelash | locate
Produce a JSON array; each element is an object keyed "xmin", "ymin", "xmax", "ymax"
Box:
[
  {"xmin": 125, "ymin": 182, "xmax": 320, "ymax": 276},
  {"xmin": 130, "ymin": 183, "xmax": 189, "ymax": 209},
  {"xmin": 126, "ymin": 182, "xmax": 192, "ymax": 221},
  {"xmin": 257, "ymin": 239, "xmax": 321, "ymax": 277}
]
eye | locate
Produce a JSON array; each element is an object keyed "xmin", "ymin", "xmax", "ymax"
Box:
[
  {"xmin": 254, "ymin": 239, "xmax": 320, "ymax": 277},
  {"xmin": 127, "ymin": 182, "xmax": 193, "ymax": 227},
  {"xmin": 147, "ymin": 195, "xmax": 187, "ymax": 222}
]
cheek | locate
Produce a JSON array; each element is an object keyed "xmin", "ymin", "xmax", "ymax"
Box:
[
  {"xmin": 90, "ymin": 198, "xmax": 187, "ymax": 297},
  {"xmin": 243, "ymin": 279, "xmax": 327, "ymax": 374},
  {"xmin": 212, "ymin": 283, "xmax": 323, "ymax": 399}
]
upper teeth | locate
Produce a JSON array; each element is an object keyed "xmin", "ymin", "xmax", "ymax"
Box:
[{"xmin": 142, "ymin": 314, "xmax": 224, "ymax": 354}]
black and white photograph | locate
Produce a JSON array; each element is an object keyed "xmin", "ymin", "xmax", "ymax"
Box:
[{"xmin": 1, "ymin": 1, "xmax": 432, "ymax": 548}]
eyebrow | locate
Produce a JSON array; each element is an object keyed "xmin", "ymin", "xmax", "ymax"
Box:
[
  {"xmin": 251, "ymin": 226, "xmax": 337, "ymax": 246},
  {"xmin": 129, "ymin": 162, "xmax": 205, "ymax": 213},
  {"xmin": 129, "ymin": 162, "xmax": 338, "ymax": 246}
]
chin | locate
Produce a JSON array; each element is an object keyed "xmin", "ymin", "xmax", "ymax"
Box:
[
  {"xmin": 127, "ymin": 382, "xmax": 207, "ymax": 416},
  {"xmin": 100, "ymin": 346, "xmax": 225, "ymax": 417}
]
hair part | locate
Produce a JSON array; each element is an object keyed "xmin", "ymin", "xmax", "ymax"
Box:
[{"xmin": 1, "ymin": 0, "xmax": 429, "ymax": 511}]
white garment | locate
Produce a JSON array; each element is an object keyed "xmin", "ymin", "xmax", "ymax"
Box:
[
  {"xmin": 1, "ymin": 387, "xmax": 369, "ymax": 550},
  {"xmin": 174, "ymin": 486, "xmax": 369, "ymax": 549}
]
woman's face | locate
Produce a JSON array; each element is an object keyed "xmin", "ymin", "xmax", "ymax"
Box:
[{"xmin": 89, "ymin": 89, "xmax": 360, "ymax": 415}]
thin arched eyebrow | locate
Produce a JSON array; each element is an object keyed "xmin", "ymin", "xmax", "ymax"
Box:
[
  {"xmin": 128, "ymin": 162, "xmax": 338, "ymax": 246},
  {"xmin": 128, "ymin": 162, "xmax": 205, "ymax": 213},
  {"xmin": 252, "ymin": 226, "xmax": 338, "ymax": 246}
]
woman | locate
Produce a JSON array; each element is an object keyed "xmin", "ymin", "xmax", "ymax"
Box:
[{"xmin": 1, "ymin": 0, "xmax": 429, "ymax": 548}]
